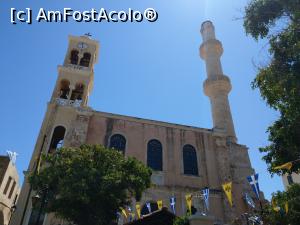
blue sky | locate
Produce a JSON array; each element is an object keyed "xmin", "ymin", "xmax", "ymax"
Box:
[{"xmin": 0, "ymin": 0, "xmax": 283, "ymax": 199}]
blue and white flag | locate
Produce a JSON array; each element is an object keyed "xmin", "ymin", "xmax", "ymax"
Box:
[
  {"xmin": 244, "ymin": 193, "xmax": 256, "ymax": 209},
  {"xmin": 170, "ymin": 197, "xmax": 176, "ymax": 214},
  {"xmin": 128, "ymin": 207, "xmax": 133, "ymax": 221},
  {"xmin": 248, "ymin": 215, "xmax": 263, "ymax": 225},
  {"xmin": 202, "ymin": 188, "xmax": 210, "ymax": 210},
  {"xmin": 247, "ymin": 173, "xmax": 260, "ymax": 199},
  {"xmin": 146, "ymin": 202, "xmax": 151, "ymax": 214},
  {"xmin": 116, "ymin": 212, "xmax": 122, "ymax": 222}
]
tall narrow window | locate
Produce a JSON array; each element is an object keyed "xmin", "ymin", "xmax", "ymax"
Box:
[
  {"xmin": 48, "ymin": 126, "xmax": 66, "ymax": 153},
  {"xmin": 70, "ymin": 50, "xmax": 79, "ymax": 65},
  {"xmin": 147, "ymin": 139, "xmax": 163, "ymax": 171},
  {"xmin": 109, "ymin": 134, "xmax": 126, "ymax": 154},
  {"xmin": 80, "ymin": 52, "xmax": 91, "ymax": 67},
  {"xmin": 3, "ymin": 176, "xmax": 12, "ymax": 195},
  {"xmin": 70, "ymin": 83, "xmax": 84, "ymax": 101},
  {"xmin": 287, "ymin": 175, "xmax": 294, "ymax": 185},
  {"xmin": 183, "ymin": 144, "xmax": 198, "ymax": 176},
  {"xmin": 8, "ymin": 180, "xmax": 16, "ymax": 199},
  {"xmin": 0, "ymin": 212, "xmax": 4, "ymax": 225},
  {"xmin": 59, "ymin": 80, "xmax": 70, "ymax": 99}
]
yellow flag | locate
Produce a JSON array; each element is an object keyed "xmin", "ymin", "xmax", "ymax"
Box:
[
  {"xmin": 222, "ymin": 182, "xmax": 233, "ymax": 207},
  {"xmin": 285, "ymin": 202, "xmax": 288, "ymax": 214},
  {"xmin": 185, "ymin": 194, "xmax": 192, "ymax": 214},
  {"xmin": 157, "ymin": 200, "xmax": 163, "ymax": 210},
  {"xmin": 274, "ymin": 162, "xmax": 293, "ymax": 170},
  {"xmin": 271, "ymin": 197, "xmax": 280, "ymax": 212},
  {"xmin": 135, "ymin": 204, "xmax": 141, "ymax": 219},
  {"xmin": 36, "ymin": 154, "xmax": 42, "ymax": 175},
  {"xmin": 120, "ymin": 207, "xmax": 127, "ymax": 218}
]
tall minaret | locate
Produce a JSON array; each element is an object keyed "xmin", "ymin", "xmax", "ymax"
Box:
[{"xmin": 200, "ymin": 21, "xmax": 237, "ymax": 143}]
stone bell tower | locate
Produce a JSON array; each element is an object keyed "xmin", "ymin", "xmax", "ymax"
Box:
[
  {"xmin": 10, "ymin": 35, "xmax": 99, "ymax": 225},
  {"xmin": 200, "ymin": 21, "xmax": 237, "ymax": 143},
  {"xmin": 51, "ymin": 35, "xmax": 100, "ymax": 107}
]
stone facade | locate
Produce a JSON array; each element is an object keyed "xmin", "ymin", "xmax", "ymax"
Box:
[
  {"xmin": 0, "ymin": 156, "xmax": 20, "ymax": 225},
  {"xmin": 10, "ymin": 21, "xmax": 261, "ymax": 225}
]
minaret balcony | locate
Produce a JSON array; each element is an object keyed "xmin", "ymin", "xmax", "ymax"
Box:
[
  {"xmin": 200, "ymin": 39, "xmax": 223, "ymax": 60},
  {"xmin": 203, "ymin": 75, "xmax": 232, "ymax": 97}
]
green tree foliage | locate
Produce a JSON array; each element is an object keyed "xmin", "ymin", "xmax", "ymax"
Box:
[
  {"xmin": 29, "ymin": 145, "xmax": 152, "ymax": 225},
  {"xmin": 173, "ymin": 216, "xmax": 190, "ymax": 225},
  {"xmin": 243, "ymin": 0, "xmax": 300, "ymax": 174},
  {"xmin": 263, "ymin": 184, "xmax": 300, "ymax": 225}
]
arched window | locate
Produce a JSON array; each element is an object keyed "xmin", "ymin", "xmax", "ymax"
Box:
[
  {"xmin": 70, "ymin": 50, "xmax": 79, "ymax": 65},
  {"xmin": 183, "ymin": 145, "xmax": 198, "ymax": 176},
  {"xmin": 70, "ymin": 83, "xmax": 84, "ymax": 101},
  {"xmin": 109, "ymin": 134, "xmax": 126, "ymax": 154},
  {"xmin": 48, "ymin": 126, "xmax": 66, "ymax": 153},
  {"xmin": 80, "ymin": 52, "xmax": 91, "ymax": 67},
  {"xmin": 59, "ymin": 80, "xmax": 70, "ymax": 99},
  {"xmin": 147, "ymin": 139, "xmax": 163, "ymax": 171},
  {"xmin": 141, "ymin": 202, "xmax": 158, "ymax": 216}
]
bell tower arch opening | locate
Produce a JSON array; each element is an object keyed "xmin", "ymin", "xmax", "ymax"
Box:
[
  {"xmin": 59, "ymin": 79, "xmax": 70, "ymax": 99},
  {"xmin": 79, "ymin": 52, "xmax": 91, "ymax": 67},
  {"xmin": 70, "ymin": 83, "xmax": 84, "ymax": 101},
  {"xmin": 70, "ymin": 49, "xmax": 79, "ymax": 65}
]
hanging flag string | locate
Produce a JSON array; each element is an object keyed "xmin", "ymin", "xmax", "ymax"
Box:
[{"xmin": 118, "ymin": 171, "xmax": 268, "ymax": 221}]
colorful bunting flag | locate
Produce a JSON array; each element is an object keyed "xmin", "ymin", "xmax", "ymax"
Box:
[
  {"xmin": 244, "ymin": 193, "xmax": 255, "ymax": 209},
  {"xmin": 120, "ymin": 207, "xmax": 127, "ymax": 218},
  {"xmin": 248, "ymin": 215, "xmax": 262, "ymax": 225},
  {"xmin": 185, "ymin": 194, "xmax": 192, "ymax": 214},
  {"xmin": 170, "ymin": 197, "xmax": 176, "ymax": 214},
  {"xmin": 247, "ymin": 173, "xmax": 260, "ymax": 199},
  {"xmin": 274, "ymin": 162, "xmax": 293, "ymax": 171},
  {"xmin": 36, "ymin": 154, "xmax": 43, "ymax": 175},
  {"xmin": 116, "ymin": 212, "xmax": 121, "ymax": 222},
  {"xmin": 135, "ymin": 203, "xmax": 141, "ymax": 219},
  {"xmin": 157, "ymin": 200, "xmax": 163, "ymax": 210},
  {"xmin": 128, "ymin": 207, "xmax": 135, "ymax": 222},
  {"xmin": 285, "ymin": 202, "xmax": 289, "ymax": 214},
  {"xmin": 146, "ymin": 202, "xmax": 151, "ymax": 214},
  {"xmin": 222, "ymin": 182, "xmax": 233, "ymax": 207},
  {"xmin": 202, "ymin": 188, "xmax": 210, "ymax": 210},
  {"xmin": 271, "ymin": 197, "xmax": 280, "ymax": 212}
]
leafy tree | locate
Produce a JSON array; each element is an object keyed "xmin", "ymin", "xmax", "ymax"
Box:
[
  {"xmin": 243, "ymin": 0, "xmax": 300, "ymax": 174},
  {"xmin": 29, "ymin": 145, "xmax": 152, "ymax": 225},
  {"xmin": 173, "ymin": 216, "xmax": 190, "ymax": 225},
  {"xmin": 262, "ymin": 184, "xmax": 300, "ymax": 225}
]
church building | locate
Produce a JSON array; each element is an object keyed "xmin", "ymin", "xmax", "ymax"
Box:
[{"xmin": 10, "ymin": 21, "xmax": 260, "ymax": 225}]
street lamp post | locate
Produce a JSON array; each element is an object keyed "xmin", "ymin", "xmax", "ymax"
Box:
[{"xmin": 32, "ymin": 188, "xmax": 48, "ymax": 225}]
